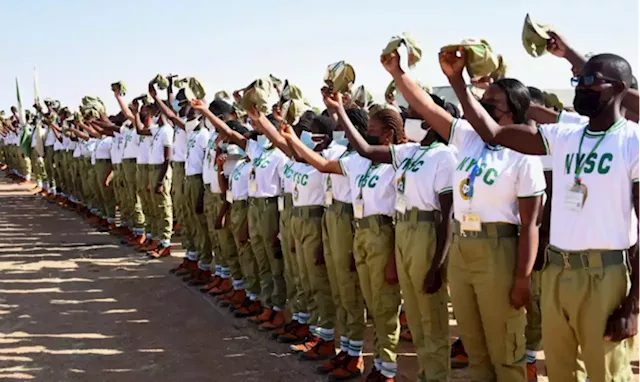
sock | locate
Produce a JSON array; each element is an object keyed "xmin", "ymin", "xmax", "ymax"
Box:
[
  {"xmin": 374, "ymin": 359, "xmax": 382, "ymax": 371},
  {"xmin": 298, "ymin": 313, "xmax": 310, "ymax": 325},
  {"xmin": 318, "ymin": 328, "xmax": 334, "ymax": 342},
  {"xmin": 526, "ymin": 349, "xmax": 537, "ymax": 363},
  {"xmin": 214, "ymin": 265, "xmax": 222, "ymax": 277},
  {"xmin": 348, "ymin": 340, "xmax": 363, "ymax": 357},
  {"xmin": 159, "ymin": 239, "xmax": 171, "ymax": 248},
  {"xmin": 197, "ymin": 261, "xmax": 210, "ymax": 271},
  {"xmin": 380, "ymin": 362, "xmax": 397, "ymax": 378},
  {"xmin": 340, "ymin": 336, "xmax": 349, "ymax": 353}
]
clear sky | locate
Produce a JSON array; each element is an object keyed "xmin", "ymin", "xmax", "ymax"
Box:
[{"xmin": 0, "ymin": 0, "xmax": 637, "ymax": 114}]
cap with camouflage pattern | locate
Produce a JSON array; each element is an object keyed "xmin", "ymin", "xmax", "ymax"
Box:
[
  {"xmin": 324, "ymin": 61, "xmax": 356, "ymax": 94},
  {"xmin": 151, "ymin": 74, "xmax": 169, "ymax": 90},
  {"xmin": 381, "ymin": 32, "xmax": 422, "ymax": 68},
  {"xmin": 441, "ymin": 39, "xmax": 503, "ymax": 81},
  {"xmin": 111, "ymin": 81, "xmax": 127, "ymax": 96},
  {"xmin": 240, "ymin": 78, "xmax": 274, "ymax": 114},
  {"xmin": 522, "ymin": 14, "xmax": 552, "ymax": 58}
]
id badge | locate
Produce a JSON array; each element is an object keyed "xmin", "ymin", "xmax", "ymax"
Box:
[
  {"xmin": 354, "ymin": 199, "xmax": 364, "ymax": 219},
  {"xmin": 249, "ymin": 179, "xmax": 257, "ymax": 194},
  {"xmin": 460, "ymin": 211, "xmax": 481, "ymax": 232},
  {"xmin": 226, "ymin": 190, "xmax": 233, "ymax": 203},
  {"xmin": 395, "ymin": 194, "xmax": 407, "ymax": 214},
  {"xmin": 277, "ymin": 195, "xmax": 285, "ymax": 211},
  {"xmin": 325, "ymin": 190, "xmax": 333, "ymax": 206},
  {"xmin": 564, "ymin": 184, "xmax": 585, "ymax": 212}
]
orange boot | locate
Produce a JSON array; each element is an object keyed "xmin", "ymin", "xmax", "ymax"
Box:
[
  {"xmin": 259, "ymin": 310, "xmax": 286, "ymax": 331},
  {"xmin": 328, "ymin": 355, "xmax": 365, "ymax": 380},
  {"xmin": 298, "ymin": 339, "xmax": 335, "ymax": 361},
  {"xmin": 148, "ymin": 245, "xmax": 171, "ymax": 259},
  {"xmin": 171, "ymin": 259, "xmax": 197, "ymax": 276},
  {"xmin": 234, "ymin": 300, "xmax": 262, "ymax": 318},
  {"xmin": 290, "ymin": 336, "xmax": 319, "ymax": 353},
  {"xmin": 315, "ymin": 351, "xmax": 348, "ymax": 374},
  {"xmin": 248, "ymin": 307, "xmax": 273, "ymax": 325},
  {"xmin": 200, "ymin": 276, "xmax": 222, "ymax": 293},
  {"xmin": 527, "ymin": 361, "xmax": 538, "ymax": 382},
  {"xmin": 278, "ymin": 323, "xmax": 310, "ymax": 344},
  {"xmin": 208, "ymin": 278, "xmax": 232, "ymax": 296},
  {"xmin": 138, "ymin": 239, "xmax": 159, "ymax": 253}
]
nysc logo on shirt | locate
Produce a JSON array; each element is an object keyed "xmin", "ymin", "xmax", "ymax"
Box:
[
  {"xmin": 252, "ymin": 157, "xmax": 270, "ymax": 169},
  {"xmin": 398, "ymin": 158, "xmax": 425, "ymax": 173},
  {"xmin": 456, "ymin": 157, "xmax": 499, "ymax": 185},
  {"xmin": 186, "ymin": 138, "xmax": 196, "ymax": 156},
  {"xmin": 355, "ymin": 173, "xmax": 380, "ymax": 188},
  {"xmin": 283, "ymin": 163, "xmax": 309, "ymax": 186},
  {"xmin": 564, "ymin": 152, "xmax": 613, "ymax": 175}
]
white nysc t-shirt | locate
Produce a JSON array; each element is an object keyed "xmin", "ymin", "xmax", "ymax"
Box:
[
  {"xmin": 449, "ymin": 118, "xmax": 546, "ymax": 225},
  {"xmin": 148, "ymin": 125, "xmax": 173, "ymax": 165},
  {"xmin": 185, "ymin": 128, "xmax": 210, "ymax": 176},
  {"xmin": 339, "ymin": 153, "xmax": 396, "ymax": 218},
  {"xmin": 202, "ymin": 131, "xmax": 219, "ymax": 185},
  {"xmin": 390, "ymin": 142, "xmax": 455, "ymax": 213},
  {"xmin": 172, "ymin": 128, "xmax": 187, "ymax": 162},
  {"xmin": 121, "ymin": 124, "xmax": 140, "ymax": 160},
  {"xmin": 229, "ymin": 159, "xmax": 252, "ymax": 201},
  {"xmin": 111, "ymin": 132, "xmax": 124, "ymax": 165},
  {"xmin": 322, "ymin": 143, "xmax": 351, "ymax": 205},
  {"xmin": 94, "ymin": 136, "xmax": 113, "ymax": 160},
  {"xmin": 538, "ymin": 118, "xmax": 639, "ymax": 251},
  {"xmin": 246, "ymin": 140, "xmax": 287, "ymax": 198},
  {"xmin": 137, "ymin": 134, "xmax": 152, "ymax": 165}
]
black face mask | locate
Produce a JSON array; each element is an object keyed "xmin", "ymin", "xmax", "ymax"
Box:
[
  {"xmin": 480, "ymin": 101, "xmax": 500, "ymax": 123},
  {"xmin": 573, "ymin": 88, "xmax": 607, "ymax": 117},
  {"xmin": 364, "ymin": 135, "xmax": 379, "ymax": 145}
]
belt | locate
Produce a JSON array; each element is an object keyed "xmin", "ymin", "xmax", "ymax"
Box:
[
  {"xmin": 148, "ymin": 163, "xmax": 165, "ymax": 168},
  {"xmin": 232, "ymin": 199, "xmax": 248, "ymax": 208},
  {"xmin": 292, "ymin": 206, "xmax": 325, "ymax": 219},
  {"xmin": 283, "ymin": 193, "xmax": 293, "ymax": 208},
  {"xmin": 95, "ymin": 158, "xmax": 110, "ymax": 163},
  {"xmin": 547, "ymin": 246, "xmax": 627, "ymax": 269},
  {"xmin": 454, "ymin": 221, "xmax": 518, "ymax": 238},
  {"xmin": 172, "ymin": 161, "xmax": 185, "ymax": 165},
  {"xmin": 123, "ymin": 158, "xmax": 136, "ymax": 163},
  {"xmin": 354, "ymin": 214, "xmax": 393, "ymax": 230},
  {"xmin": 328, "ymin": 200, "xmax": 353, "ymax": 215},
  {"xmin": 186, "ymin": 174, "xmax": 202, "ymax": 178},
  {"xmin": 396, "ymin": 209, "xmax": 438, "ymax": 223},
  {"xmin": 249, "ymin": 196, "xmax": 278, "ymax": 207}
]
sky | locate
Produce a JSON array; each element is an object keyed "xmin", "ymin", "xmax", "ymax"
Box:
[{"xmin": 0, "ymin": 0, "xmax": 637, "ymax": 114}]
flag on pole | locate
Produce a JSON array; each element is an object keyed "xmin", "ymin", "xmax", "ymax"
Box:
[{"xmin": 15, "ymin": 78, "xmax": 25, "ymax": 124}]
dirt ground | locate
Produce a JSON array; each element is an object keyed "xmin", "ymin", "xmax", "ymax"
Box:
[{"xmin": 0, "ymin": 173, "xmax": 637, "ymax": 381}]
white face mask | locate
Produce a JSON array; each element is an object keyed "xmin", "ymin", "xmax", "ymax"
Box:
[
  {"xmin": 185, "ymin": 119, "xmax": 199, "ymax": 133},
  {"xmin": 153, "ymin": 115, "xmax": 160, "ymax": 126},
  {"xmin": 300, "ymin": 130, "xmax": 318, "ymax": 150},
  {"xmin": 332, "ymin": 131, "xmax": 346, "ymax": 141},
  {"xmin": 404, "ymin": 118, "xmax": 427, "ymax": 143},
  {"xmin": 257, "ymin": 135, "xmax": 269, "ymax": 148},
  {"xmin": 226, "ymin": 144, "xmax": 245, "ymax": 157}
]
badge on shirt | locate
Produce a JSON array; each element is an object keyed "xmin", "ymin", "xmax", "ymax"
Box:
[
  {"xmin": 564, "ymin": 183, "xmax": 587, "ymax": 212},
  {"xmin": 354, "ymin": 198, "xmax": 364, "ymax": 219},
  {"xmin": 460, "ymin": 211, "xmax": 481, "ymax": 232},
  {"xmin": 226, "ymin": 190, "xmax": 233, "ymax": 203},
  {"xmin": 277, "ymin": 195, "xmax": 285, "ymax": 211},
  {"xmin": 324, "ymin": 190, "xmax": 333, "ymax": 206},
  {"xmin": 395, "ymin": 194, "xmax": 407, "ymax": 214}
]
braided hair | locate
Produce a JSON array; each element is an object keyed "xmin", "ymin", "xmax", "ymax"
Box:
[{"xmin": 370, "ymin": 108, "xmax": 407, "ymax": 145}]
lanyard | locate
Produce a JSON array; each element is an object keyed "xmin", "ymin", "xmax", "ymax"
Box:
[
  {"xmin": 466, "ymin": 145, "xmax": 495, "ymax": 199},
  {"xmin": 151, "ymin": 127, "xmax": 162, "ymax": 148},
  {"xmin": 574, "ymin": 120, "xmax": 625, "ymax": 184},
  {"xmin": 251, "ymin": 147, "xmax": 274, "ymax": 174}
]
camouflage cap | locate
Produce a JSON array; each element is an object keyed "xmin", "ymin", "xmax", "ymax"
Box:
[
  {"xmin": 282, "ymin": 99, "xmax": 312, "ymax": 125},
  {"xmin": 151, "ymin": 74, "xmax": 169, "ymax": 90},
  {"xmin": 240, "ymin": 78, "xmax": 274, "ymax": 114},
  {"xmin": 324, "ymin": 61, "xmax": 356, "ymax": 94},
  {"xmin": 353, "ymin": 85, "xmax": 374, "ymax": 109},
  {"xmin": 522, "ymin": 14, "xmax": 552, "ymax": 58},
  {"xmin": 441, "ymin": 39, "xmax": 502, "ymax": 81},
  {"xmin": 111, "ymin": 81, "xmax": 127, "ymax": 96},
  {"xmin": 184, "ymin": 78, "xmax": 206, "ymax": 101},
  {"xmin": 381, "ymin": 32, "xmax": 422, "ymax": 68}
]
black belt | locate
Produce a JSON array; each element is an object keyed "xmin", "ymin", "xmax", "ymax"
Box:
[
  {"xmin": 354, "ymin": 214, "xmax": 393, "ymax": 230},
  {"xmin": 547, "ymin": 246, "xmax": 627, "ymax": 269},
  {"xmin": 292, "ymin": 206, "xmax": 325, "ymax": 219},
  {"xmin": 328, "ymin": 200, "xmax": 353, "ymax": 215},
  {"xmin": 453, "ymin": 221, "xmax": 518, "ymax": 238},
  {"xmin": 396, "ymin": 209, "xmax": 438, "ymax": 223}
]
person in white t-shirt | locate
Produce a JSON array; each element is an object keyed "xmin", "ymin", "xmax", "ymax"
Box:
[
  {"xmin": 113, "ymin": 91, "xmax": 148, "ymax": 247},
  {"xmin": 192, "ymin": 99, "xmax": 289, "ymax": 331},
  {"xmin": 283, "ymin": 100, "xmax": 404, "ymax": 381},
  {"xmin": 43, "ymin": 110, "xmax": 59, "ymax": 197},
  {"xmin": 29, "ymin": 115, "xmax": 46, "ymax": 193},
  {"xmin": 327, "ymin": 89, "xmax": 456, "ymax": 381},
  {"xmin": 457, "ymin": 53, "xmax": 638, "ymax": 382},
  {"xmin": 384, "ymin": 50, "xmax": 546, "ymax": 381}
]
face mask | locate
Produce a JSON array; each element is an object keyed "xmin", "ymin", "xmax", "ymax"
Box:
[
  {"xmin": 152, "ymin": 115, "xmax": 160, "ymax": 125},
  {"xmin": 226, "ymin": 144, "xmax": 246, "ymax": 157},
  {"xmin": 185, "ymin": 119, "xmax": 199, "ymax": 133},
  {"xmin": 300, "ymin": 130, "xmax": 319, "ymax": 149},
  {"xmin": 334, "ymin": 138, "xmax": 349, "ymax": 146},
  {"xmin": 404, "ymin": 118, "xmax": 427, "ymax": 142},
  {"xmin": 257, "ymin": 135, "xmax": 269, "ymax": 148},
  {"xmin": 365, "ymin": 135, "xmax": 379, "ymax": 145},
  {"xmin": 332, "ymin": 131, "xmax": 346, "ymax": 141},
  {"xmin": 480, "ymin": 101, "xmax": 500, "ymax": 123},
  {"xmin": 219, "ymin": 142, "xmax": 229, "ymax": 151},
  {"xmin": 171, "ymin": 99, "xmax": 181, "ymax": 113},
  {"xmin": 573, "ymin": 88, "xmax": 607, "ymax": 117}
]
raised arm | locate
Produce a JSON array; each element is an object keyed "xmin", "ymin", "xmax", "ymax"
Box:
[
  {"xmin": 130, "ymin": 101, "xmax": 151, "ymax": 137},
  {"xmin": 440, "ymin": 49, "xmax": 546, "ymax": 155},
  {"xmin": 149, "ymin": 82, "xmax": 179, "ymax": 128},
  {"xmin": 381, "ymin": 52, "xmax": 454, "ymax": 141},
  {"xmin": 68, "ymin": 126, "xmax": 90, "ymax": 141},
  {"xmin": 190, "ymin": 99, "xmax": 246, "ymax": 150},
  {"xmin": 248, "ymin": 108, "xmax": 292, "ymax": 156},
  {"xmin": 114, "ymin": 90, "xmax": 135, "ymax": 122},
  {"xmin": 324, "ymin": 89, "xmax": 392, "ymax": 163},
  {"xmin": 280, "ymin": 123, "xmax": 342, "ymax": 174}
]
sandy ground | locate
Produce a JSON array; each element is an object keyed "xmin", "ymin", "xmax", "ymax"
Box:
[{"xmin": 0, "ymin": 172, "xmax": 637, "ymax": 381}]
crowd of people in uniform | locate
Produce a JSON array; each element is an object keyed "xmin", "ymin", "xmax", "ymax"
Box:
[{"xmin": 0, "ymin": 17, "xmax": 638, "ymax": 382}]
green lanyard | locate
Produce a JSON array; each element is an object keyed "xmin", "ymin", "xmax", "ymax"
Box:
[
  {"xmin": 357, "ymin": 162, "xmax": 378, "ymax": 200},
  {"xmin": 230, "ymin": 160, "xmax": 249, "ymax": 192},
  {"xmin": 326, "ymin": 149, "xmax": 352, "ymax": 191},
  {"xmin": 574, "ymin": 119, "xmax": 625, "ymax": 184},
  {"xmin": 250, "ymin": 148, "xmax": 274, "ymax": 177}
]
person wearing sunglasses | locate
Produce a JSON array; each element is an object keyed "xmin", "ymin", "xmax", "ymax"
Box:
[{"xmin": 448, "ymin": 50, "xmax": 639, "ymax": 382}]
